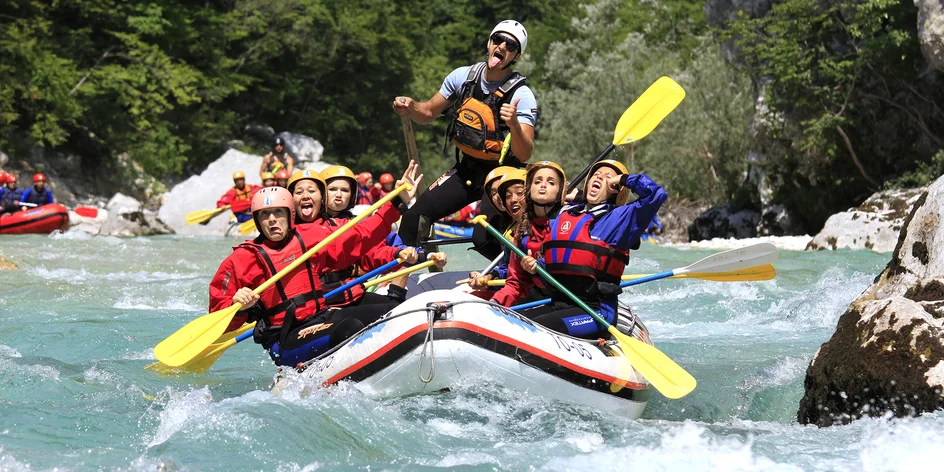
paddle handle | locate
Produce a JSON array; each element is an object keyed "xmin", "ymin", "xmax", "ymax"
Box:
[
  {"xmin": 567, "ymin": 143, "xmax": 616, "ymax": 192},
  {"xmin": 401, "ymin": 114, "xmax": 422, "ymax": 195},
  {"xmin": 365, "ymin": 260, "xmax": 436, "ymax": 288},
  {"xmin": 472, "ymin": 216, "xmax": 607, "ymax": 328},
  {"xmin": 235, "ymin": 330, "xmax": 252, "ymax": 344},
  {"xmin": 252, "ymin": 183, "xmax": 410, "ymax": 297},
  {"xmin": 323, "ymin": 259, "xmax": 401, "ymax": 300}
]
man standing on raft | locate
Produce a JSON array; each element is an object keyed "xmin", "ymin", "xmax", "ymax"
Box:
[{"xmin": 392, "ymin": 20, "xmax": 536, "ymax": 259}]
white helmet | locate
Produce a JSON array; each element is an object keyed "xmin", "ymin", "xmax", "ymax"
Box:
[{"xmin": 491, "ymin": 20, "xmax": 528, "ymax": 55}]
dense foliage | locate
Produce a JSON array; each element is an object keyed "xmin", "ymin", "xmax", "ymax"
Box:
[
  {"xmin": 3, "ymin": 0, "xmax": 942, "ymax": 229},
  {"xmin": 0, "ymin": 0, "xmax": 580, "ymax": 179},
  {"xmin": 726, "ymin": 0, "xmax": 944, "ymax": 226}
]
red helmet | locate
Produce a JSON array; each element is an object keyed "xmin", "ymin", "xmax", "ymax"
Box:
[
  {"xmin": 0, "ymin": 171, "xmax": 6, "ymax": 183},
  {"xmin": 33, "ymin": 173, "xmax": 47, "ymax": 183},
  {"xmin": 251, "ymin": 186, "xmax": 295, "ymax": 233},
  {"xmin": 379, "ymin": 173, "xmax": 394, "ymax": 185},
  {"xmin": 6, "ymin": 173, "xmax": 16, "ymax": 184},
  {"xmin": 275, "ymin": 169, "xmax": 289, "ymax": 181},
  {"xmin": 357, "ymin": 171, "xmax": 372, "ymax": 186}
]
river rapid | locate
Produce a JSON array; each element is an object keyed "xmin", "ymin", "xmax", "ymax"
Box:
[{"xmin": 1, "ymin": 233, "xmax": 942, "ymax": 471}]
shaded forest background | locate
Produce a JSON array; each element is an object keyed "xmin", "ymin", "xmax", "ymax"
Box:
[{"xmin": 2, "ymin": 0, "xmax": 942, "ymax": 232}]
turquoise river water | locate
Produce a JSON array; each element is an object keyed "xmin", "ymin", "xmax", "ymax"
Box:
[{"xmin": 1, "ymin": 232, "xmax": 943, "ymax": 471}]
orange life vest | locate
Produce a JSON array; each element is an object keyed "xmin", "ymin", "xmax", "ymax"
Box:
[{"xmin": 449, "ymin": 62, "xmax": 527, "ymax": 161}]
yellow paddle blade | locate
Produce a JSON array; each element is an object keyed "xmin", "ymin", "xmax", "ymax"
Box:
[
  {"xmin": 185, "ymin": 206, "xmax": 228, "ymax": 225},
  {"xmin": 147, "ymin": 322, "xmax": 255, "ymax": 374},
  {"xmin": 153, "ymin": 304, "xmax": 242, "ymax": 367},
  {"xmin": 613, "ymin": 76, "xmax": 686, "ymax": 146},
  {"xmin": 364, "ymin": 260, "xmax": 436, "ymax": 288},
  {"xmin": 239, "ymin": 219, "xmax": 256, "ymax": 235},
  {"xmin": 621, "ymin": 264, "xmax": 777, "ymax": 282},
  {"xmin": 608, "ymin": 326, "xmax": 696, "ymax": 399}
]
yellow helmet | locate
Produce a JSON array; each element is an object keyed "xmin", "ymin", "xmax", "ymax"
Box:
[
  {"xmin": 261, "ymin": 172, "xmax": 275, "ymax": 181},
  {"xmin": 287, "ymin": 169, "xmax": 325, "ymax": 195},
  {"xmin": 497, "ymin": 169, "xmax": 527, "ymax": 205},
  {"xmin": 484, "ymin": 166, "xmax": 517, "ymax": 193},
  {"xmin": 319, "ymin": 165, "xmax": 357, "ymax": 210},
  {"xmin": 585, "ymin": 159, "xmax": 630, "ymax": 206},
  {"xmin": 232, "ymin": 171, "xmax": 246, "ymax": 180},
  {"xmin": 526, "ymin": 161, "xmax": 567, "ymax": 204}
]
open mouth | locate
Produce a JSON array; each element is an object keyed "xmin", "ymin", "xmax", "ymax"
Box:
[
  {"xmin": 267, "ymin": 224, "xmax": 283, "ymax": 237},
  {"xmin": 588, "ymin": 180, "xmax": 603, "ymax": 197},
  {"xmin": 300, "ymin": 202, "xmax": 315, "ymax": 219},
  {"xmin": 489, "ymin": 50, "xmax": 505, "ymax": 68},
  {"xmin": 509, "ymin": 202, "xmax": 522, "ymax": 215}
]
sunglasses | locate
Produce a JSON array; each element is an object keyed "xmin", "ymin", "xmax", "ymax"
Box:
[{"xmin": 490, "ymin": 33, "xmax": 520, "ymax": 53}]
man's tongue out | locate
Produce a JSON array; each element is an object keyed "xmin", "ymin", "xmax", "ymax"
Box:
[{"xmin": 489, "ymin": 53, "xmax": 503, "ymax": 68}]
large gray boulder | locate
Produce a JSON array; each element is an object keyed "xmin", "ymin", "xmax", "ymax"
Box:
[
  {"xmin": 98, "ymin": 193, "xmax": 173, "ymax": 237},
  {"xmin": 797, "ymin": 174, "xmax": 944, "ymax": 426},
  {"xmin": 806, "ymin": 188, "xmax": 925, "ymax": 252},
  {"xmin": 918, "ymin": 0, "xmax": 944, "ymax": 73}
]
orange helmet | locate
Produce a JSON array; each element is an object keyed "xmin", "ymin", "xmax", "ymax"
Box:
[
  {"xmin": 275, "ymin": 169, "xmax": 289, "ymax": 181},
  {"xmin": 33, "ymin": 173, "xmax": 47, "ymax": 183},
  {"xmin": 287, "ymin": 169, "xmax": 325, "ymax": 196},
  {"xmin": 585, "ymin": 159, "xmax": 630, "ymax": 205},
  {"xmin": 320, "ymin": 165, "xmax": 357, "ymax": 210},
  {"xmin": 357, "ymin": 171, "xmax": 372, "ymax": 186},
  {"xmin": 232, "ymin": 171, "xmax": 245, "ymax": 180},
  {"xmin": 379, "ymin": 173, "xmax": 394, "ymax": 185},
  {"xmin": 526, "ymin": 161, "xmax": 566, "ymax": 204},
  {"xmin": 251, "ymin": 186, "xmax": 295, "ymax": 233}
]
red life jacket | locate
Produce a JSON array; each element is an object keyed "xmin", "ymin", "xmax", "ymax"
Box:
[
  {"xmin": 238, "ymin": 232, "xmax": 323, "ymax": 328},
  {"xmin": 355, "ymin": 185, "xmax": 373, "ymax": 206},
  {"xmin": 542, "ymin": 212, "xmax": 629, "ymax": 284},
  {"xmin": 318, "ymin": 214, "xmax": 364, "ymax": 306}
]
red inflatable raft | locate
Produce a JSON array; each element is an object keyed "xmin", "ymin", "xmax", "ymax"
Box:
[{"xmin": 0, "ymin": 204, "xmax": 70, "ymax": 235}]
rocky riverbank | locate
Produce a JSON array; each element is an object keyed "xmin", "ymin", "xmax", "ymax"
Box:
[{"xmin": 797, "ymin": 174, "xmax": 944, "ymax": 426}]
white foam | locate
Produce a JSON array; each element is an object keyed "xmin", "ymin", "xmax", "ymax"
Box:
[
  {"xmin": 112, "ymin": 294, "xmax": 202, "ymax": 312},
  {"xmin": 436, "ymin": 452, "xmax": 501, "ymax": 467},
  {"xmin": 147, "ymin": 387, "xmax": 215, "ymax": 447},
  {"xmin": 667, "ymin": 236, "xmax": 813, "ymax": 252},
  {"xmin": 860, "ymin": 415, "xmax": 944, "ymax": 471},
  {"xmin": 30, "ymin": 266, "xmax": 202, "ymax": 285},
  {"xmin": 0, "ymin": 345, "xmax": 22, "ymax": 358},
  {"xmin": 542, "ymin": 422, "xmax": 800, "ymax": 472},
  {"xmin": 0, "ymin": 447, "xmax": 31, "ymax": 472}
]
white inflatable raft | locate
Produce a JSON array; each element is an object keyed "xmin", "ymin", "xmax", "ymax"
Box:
[{"xmin": 280, "ymin": 290, "xmax": 653, "ymax": 418}]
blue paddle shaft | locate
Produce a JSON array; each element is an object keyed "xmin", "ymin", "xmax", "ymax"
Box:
[
  {"xmin": 322, "ymin": 259, "xmax": 400, "ymax": 300},
  {"xmin": 235, "ymin": 330, "xmax": 253, "ymax": 343}
]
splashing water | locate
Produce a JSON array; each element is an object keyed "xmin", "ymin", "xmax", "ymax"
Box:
[{"xmin": 4, "ymin": 234, "xmax": 942, "ymax": 470}]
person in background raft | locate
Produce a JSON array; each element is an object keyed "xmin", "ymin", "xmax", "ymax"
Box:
[
  {"xmin": 211, "ymin": 163, "xmax": 422, "ymax": 367},
  {"xmin": 355, "ymin": 172, "xmax": 374, "ymax": 205},
  {"xmin": 0, "ymin": 173, "xmax": 23, "ymax": 214},
  {"xmin": 275, "ymin": 169, "xmax": 290, "ymax": 188},
  {"xmin": 261, "ymin": 137, "xmax": 295, "ymax": 177},
  {"xmin": 514, "ymin": 160, "xmax": 667, "ymax": 340},
  {"xmin": 392, "ymin": 20, "xmax": 536, "ymax": 259},
  {"xmin": 261, "ymin": 172, "xmax": 277, "ymax": 188},
  {"xmin": 18, "ymin": 173, "xmax": 55, "ymax": 210},
  {"xmin": 370, "ymin": 173, "xmax": 395, "ymax": 202},
  {"xmin": 217, "ymin": 171, "xmax": 258, "ymax": 223}
]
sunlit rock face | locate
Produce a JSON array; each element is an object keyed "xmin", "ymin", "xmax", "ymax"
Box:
[{"xmin": 798, "ymin": 175, "xmax": 944, "ymax": 426}]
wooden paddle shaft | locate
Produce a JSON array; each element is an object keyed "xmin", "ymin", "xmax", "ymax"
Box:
[{"xmin": 400, "ymin": 114, "xmax": 422, "ymax": 195}]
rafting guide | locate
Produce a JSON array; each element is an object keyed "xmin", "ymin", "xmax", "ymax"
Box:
[{"xmin": 392, "ymin": 20, "xmax": 536, "ymax": 260}]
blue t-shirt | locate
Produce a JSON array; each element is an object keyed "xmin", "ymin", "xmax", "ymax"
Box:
[{"xmin": 439, "ymin": 66, "xmax": 537, "ymax": 127}]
